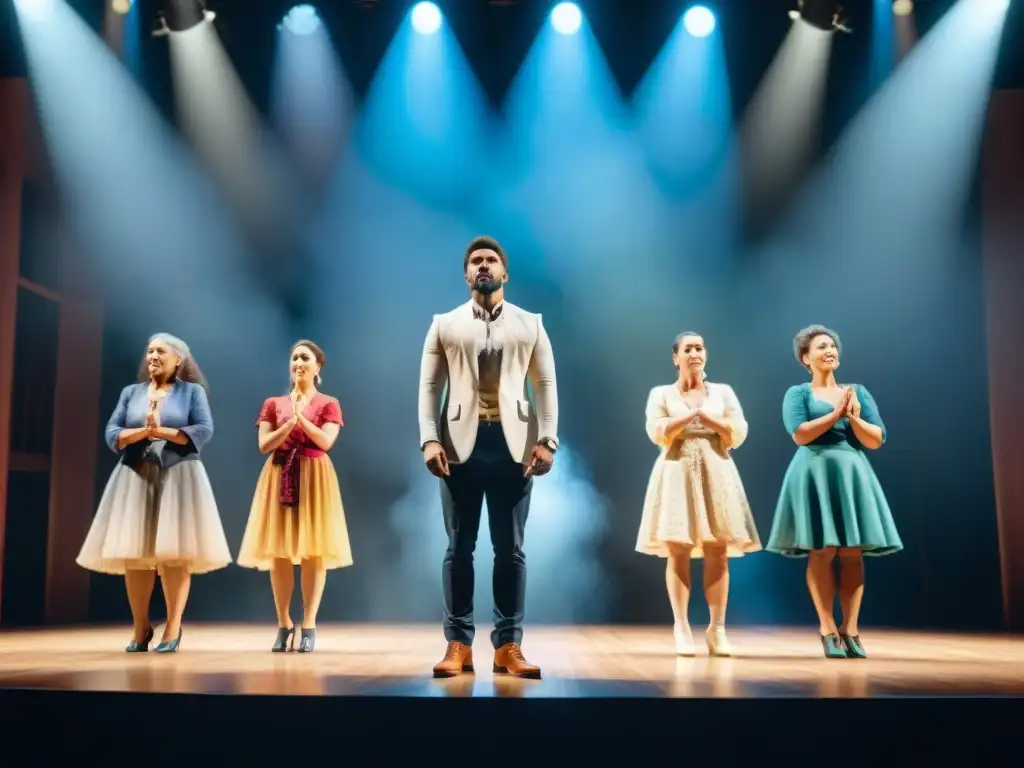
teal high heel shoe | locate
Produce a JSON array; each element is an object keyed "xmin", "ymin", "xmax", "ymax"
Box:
[
  {"xmin": 840, "ymin": 634, "xmax": 867, "ymax": 659},
  {"xmin": 297, "ymin": 628, "xmax": 316, "ymax": 653},
  {"xmin": 154, "ymin": 629, "xmax": 182, "ymax": 653},
  {"xmin": 821, "ymin": 633, "xmax": 847, "ymax": 659},
  {"xmin": 126, "ymin": 626, "xmax": 154, "ymax": 653},
  {"xmin": 272, "ymin": 627, "xmax": 296, "ymax": 653}
]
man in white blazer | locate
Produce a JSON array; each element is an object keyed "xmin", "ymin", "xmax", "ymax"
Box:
[{"xmin": 418, "ymin": 236, "xmax": 559, "ymax": 679}]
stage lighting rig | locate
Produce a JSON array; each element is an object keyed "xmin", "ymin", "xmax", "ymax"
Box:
[
  {"xmin": 152, "ymin": 0, "xmax": 216, "ymax": 36},
  {"xmin": 789, "ymin": 0, "xmax": 851, "ymax": 33}
]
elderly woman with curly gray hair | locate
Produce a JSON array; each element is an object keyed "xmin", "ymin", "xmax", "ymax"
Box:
[
  {"xmin": 76, "ymin": 333, "xmax": 232, "ymax": 653},
  {"xmin": 766, "ymin": 325, "xmax": 902, "ymax": 660}
]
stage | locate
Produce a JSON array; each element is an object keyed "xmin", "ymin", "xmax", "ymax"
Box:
[
  {"xmin": 0, "ymin": 623, "xmax": 1021, "ymax": 760},
  {"xmin": 0, "ymin": 623, "xmax": 1022, "ymax": 698}
]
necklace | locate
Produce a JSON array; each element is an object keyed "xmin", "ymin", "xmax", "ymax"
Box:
[{"xmin": 147, "ymin": 384, "xmax": 170, "ymax": 401}]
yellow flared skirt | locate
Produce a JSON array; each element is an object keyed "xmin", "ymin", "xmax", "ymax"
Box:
[{"xmin": 237, "ymin": 454, "xmax": 353, "ymax": 570}]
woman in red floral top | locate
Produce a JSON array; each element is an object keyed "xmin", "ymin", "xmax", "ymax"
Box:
[{"xmin": 237, "ymin": 339, "xmax": 353, "ymax": 652}]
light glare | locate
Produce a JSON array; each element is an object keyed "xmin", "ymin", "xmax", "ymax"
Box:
[
  {"xmin": 14, "ymin": 0, "xmax": 55, "ymax": 21},
  {"xmin": 683, "ymin": 5, "xmax": 716, "ymax": 37},
  {"xmin": 550, "ymin": 2, "xmax": 582, "ymax": 35},
  {"xmin": 282, "ymin": 4, "xmax": 321, "ymax": 35},
  {"xmin": 411, "ymin": 1, "xmax": 442, "ymax": 35}
]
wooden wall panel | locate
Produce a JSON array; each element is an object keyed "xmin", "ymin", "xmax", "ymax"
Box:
[
  {"xmin": 0, "ymin": 77, "xmax": 103, "ymax": 624},
  {"xmin": 982, "ymin": 90, "xmax": 1024, "ymax": 632},
  {"xmin": 0, "ymin": 79, "xmax": 28, "ymax": 625}
]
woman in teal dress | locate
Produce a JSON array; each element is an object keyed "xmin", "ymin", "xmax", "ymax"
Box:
[{"xmin": 766, "ymin": 325, "xmax": 902, "ymax": 660}]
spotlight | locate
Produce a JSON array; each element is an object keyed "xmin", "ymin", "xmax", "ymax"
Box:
[
  {"xmin": 153, "ymin": 0, "xmax": 215, "ymax": 37},
  {"xmin": 682, "ymin": 5, "xmax": 716, "ymax": 37},
  {"xmin": 13, "ymin": 0, "xmax": 55, "ymax": 20},
  {"xmin": 281, "ymin": 4, "xmax": 321, "ymax": 35},
  {"xmin": 112, "ymin": 0, "xmax": 134, "ymax": 14},
  {"xmin": 892, "ymin": 0, "xmax": 913, "ymax": 15},
  {"xmin": 411, "ymin": 1, "xmax": 442, "ymax": 34},
  {"xmin": 789, "ymin": 0, "xmax": 851, "ymax": 33},
  {"xmin": 550, "ymin": 2, "xmax": 582, "ymax": 35}
]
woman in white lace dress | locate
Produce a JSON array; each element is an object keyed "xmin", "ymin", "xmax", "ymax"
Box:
[{"xmin": 637, "ymin": 331, "xmax": 761, "ymax": 657}]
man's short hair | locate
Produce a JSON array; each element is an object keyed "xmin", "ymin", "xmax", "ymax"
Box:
[{"xmin": 463, "ymin": 236, "xmax": 508, "ymax": 273}]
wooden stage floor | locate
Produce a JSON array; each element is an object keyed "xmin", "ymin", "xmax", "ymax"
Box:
[
  {"xmin": 2, "ymin": 624, "xmax": 1021, "ymax": 761},
  {"xmin": 1, "ymin": 622, "xmax": 1023, "ymax": 698}
]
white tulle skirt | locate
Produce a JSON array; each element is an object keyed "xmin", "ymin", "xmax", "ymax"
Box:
[{"xmin": 77, "ymin": 459, "xmax": 233, "ymax": 575}]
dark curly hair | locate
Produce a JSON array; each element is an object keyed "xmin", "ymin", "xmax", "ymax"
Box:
[
  {"xmin": 136, "ymin": 333, "xmax": 208, "ymax": 390},
  {"xmin": 463, "ymin": 236, "xmax": 508, "ymax": 274}
]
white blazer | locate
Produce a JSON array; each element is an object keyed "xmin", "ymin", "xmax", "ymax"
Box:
[{"xmin": 418, "ymin": 299, "xmax": 559, "ymax": 465}]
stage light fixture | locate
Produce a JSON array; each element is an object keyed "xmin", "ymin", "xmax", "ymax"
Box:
[
  {"xmin": 281, "ymin": 4, "xmax": 321, "ymax": 35},
  {"xmin": 550, "ymin": 2, "xmax": 582, "ymax": 35},
  {"xmin": 683, "ymin": 5, "xmax": 716, "ymax": 37},
  {"xmin": 153, "ymin": 0, "xmax": 215, "ymax": 37},
  {"xmin": 789, "ymin": 0, "xmax": 851, "ymax": 33},
  {"xmin": 112, "ymin": 0, "xmax": 134, "ymax": 14},
  {"xmin": 411, "ymin": 1, "xmax": 442, "ymax": 34}
]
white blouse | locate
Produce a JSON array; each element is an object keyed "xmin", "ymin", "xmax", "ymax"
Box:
[{"xmin": 644, "ymin": 382, "xmax": 748, "ymax": 450}]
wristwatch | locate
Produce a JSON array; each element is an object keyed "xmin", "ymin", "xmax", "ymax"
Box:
[{"xmin": 538, "ymin": 437, "xmax": 558, "ymax": 453}]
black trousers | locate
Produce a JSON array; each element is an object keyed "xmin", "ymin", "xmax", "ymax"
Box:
[{"xmin": 440, "ymin": 422, "xmax": 533, "ymax": 649}]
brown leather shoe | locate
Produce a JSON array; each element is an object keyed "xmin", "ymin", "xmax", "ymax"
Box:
[
  {"xmin": 432, "ymin": 641, "xmax": 474, "ymax": 678},
  {"xmin": 493, "ymin": 642, "xmax": 541, "ymax": 679}
]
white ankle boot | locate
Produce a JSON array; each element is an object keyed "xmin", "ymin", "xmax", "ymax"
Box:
[
  {"xmin": 674, "ymin": 623, "xmax": 696, "ymax": 656},
  {"xmin": 705, "ymin": 625, "xmax": 732, "ymax": 657}
]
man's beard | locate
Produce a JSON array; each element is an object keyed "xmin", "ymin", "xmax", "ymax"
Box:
[{"xmin": 474, "ymin": 275, "xmax": 502, "ymax": 295}]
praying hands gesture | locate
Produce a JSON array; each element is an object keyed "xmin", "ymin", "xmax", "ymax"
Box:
[
  {"xmin": 688, "ymin": 404, "xmax": 732, "ymax": 439},
  {"xmin": 289, "ymin": 389, "xmax": 303, "ymax": 428},
  {"xmin": 827, "ymin": 386, "xmax": 861, "ymax": 424},
  {"xmin": 845, "ymin": 386, "xmax": 861, "ymax": 419},
  {"xmin": 664, "ymin": 406, "xmax": 707, "ymax": 442},
  {"xmin": 144, "ymin": 402, "xmax": 160, "ymax": 439},
  {"xmin": 129, "ymin": 401, "xmax": 187, "ymax": 446}
]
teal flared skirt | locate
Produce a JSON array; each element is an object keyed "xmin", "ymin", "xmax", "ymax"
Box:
[{"xmin": 766, "ymin": 442, "xmax": 902, "ymax": 557}]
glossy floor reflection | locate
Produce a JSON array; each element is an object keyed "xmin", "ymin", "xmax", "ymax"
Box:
[{"xmin": 0, "ymin": 624, "xmax": 1021, "ymax": 698}]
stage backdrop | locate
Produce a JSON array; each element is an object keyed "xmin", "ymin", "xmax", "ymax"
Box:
[{"xmin": 76, "ymin": 100, "xmax": 1017, "ymax": 635}]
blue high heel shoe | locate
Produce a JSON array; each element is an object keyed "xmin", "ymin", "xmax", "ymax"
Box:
[
  {"xmin": 154, "ymin": 629, "xmax": 183, "ymax": 653},
  {"xmin": 272, "ymin": 627, "xmax": 296, "ymax": 653},
  {"xmin": 126, "ymin": 626, "xmax": 154, "ymax": 653},
  {"xmin": 297, "ymin": 628, "xmax": 316, "ymax": 653},
  {"xmin": 821, "ymin": 633, "xmax": 847, "ymax": 659},
  {"xmin": 840, "ymin": 633, "xmax": 867, "ymax": 659}
]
